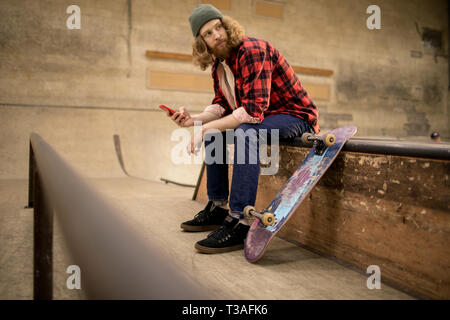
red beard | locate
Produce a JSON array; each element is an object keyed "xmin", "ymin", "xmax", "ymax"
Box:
[{"xmin": 211, "ymin": 40, "xmax": 231, "ymax": 60}]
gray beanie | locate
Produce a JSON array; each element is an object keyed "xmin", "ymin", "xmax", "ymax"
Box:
[{"xmin": 189, "ymin": 4, "xmax": 223, "ymax": 37}]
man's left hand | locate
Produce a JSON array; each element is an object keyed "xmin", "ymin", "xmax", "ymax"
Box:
[{"xmin": 187, "ymin": 127, "xmax": 204, "ymax": 155}]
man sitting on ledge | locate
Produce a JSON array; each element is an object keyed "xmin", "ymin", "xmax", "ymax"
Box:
[{"xmin": 166, "ymin": 4, "xmax": 319, "ymax": 254}]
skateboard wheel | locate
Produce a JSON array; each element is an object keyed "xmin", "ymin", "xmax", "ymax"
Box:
[
  {"xmin": 324, "ymin": 134, "xmax": 336, "ymax": 147},
  {"xmin": 301, "ymin": 132, "xmax": 313, "ymax": 144},
  {"xmin": 244, "ymin": 205, "xmax": 256, "ymax": 218},
  {"xmin": 262, "ymin": 212, "xmax": 275, "ymax": 226}
]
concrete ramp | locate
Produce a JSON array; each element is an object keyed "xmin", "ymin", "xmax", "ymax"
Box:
[
  {"xmin": 0, "ymin": 178, "xmax": 415, "ymax": 300},
  {"xmin": 0, "ymin": 104, "xmax": 202, "ymax": 184}
]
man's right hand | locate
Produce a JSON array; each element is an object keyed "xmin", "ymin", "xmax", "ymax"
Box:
[{"xmin": 171, "ymin": 107, "xmax": 193, "ymax": 127}]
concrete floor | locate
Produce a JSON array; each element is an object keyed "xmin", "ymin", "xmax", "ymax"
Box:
[{"xmin": 0, "ymin": 177, "xmax": 415, "ymax": 300}]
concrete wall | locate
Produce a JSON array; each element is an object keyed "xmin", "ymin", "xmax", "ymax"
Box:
[{"xmin": 0, "ymin": 0, "xmax": 448, "ymax": 182}]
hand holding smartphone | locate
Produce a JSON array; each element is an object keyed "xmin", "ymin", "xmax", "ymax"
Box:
[{"xmin": 159, "ymin": 105, "xmax": 186, "ymax": 120}]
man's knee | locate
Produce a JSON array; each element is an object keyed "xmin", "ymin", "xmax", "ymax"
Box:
[
  {"xmin": 236, "ymin": 123, "xmax": 257, "ymax": 132},
  {"xmin": 234, "ymin": 124, "xmax": 259, "ymax": 145}
]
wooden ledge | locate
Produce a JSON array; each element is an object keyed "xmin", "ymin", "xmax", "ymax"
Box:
[{"xmin": 145, "ymin": 50, "xmax": 334, "ymax": 76}]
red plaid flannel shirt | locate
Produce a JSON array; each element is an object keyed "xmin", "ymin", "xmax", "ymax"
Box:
[{"xmin": 211, "ymin": 37, "xmax": 319, "ymax": 133}]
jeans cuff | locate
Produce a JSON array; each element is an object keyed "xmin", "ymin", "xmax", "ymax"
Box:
[{"xmin": 229, "ymin": 212, "xmax": 241, "ymax": 219}]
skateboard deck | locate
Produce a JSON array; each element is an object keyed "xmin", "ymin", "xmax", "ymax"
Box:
[{"xmin": 244, "ymin": 125, "xmax": 357, "ymax": 263}]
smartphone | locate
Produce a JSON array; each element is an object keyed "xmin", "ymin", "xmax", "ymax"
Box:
[
  {"xmin": 159, "ymin": 104, "xmax": 176, "ymax": 115},
  {"xmin": 159, "ymin": 105, "xmax": 186, "ymax": 119}
]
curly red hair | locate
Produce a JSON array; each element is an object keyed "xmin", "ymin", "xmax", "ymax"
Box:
[{"xmin": 192, "ymin": 16, "xmax": 245, "ymax": 70}]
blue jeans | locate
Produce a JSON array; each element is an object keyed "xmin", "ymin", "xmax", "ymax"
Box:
[{"xmin": 205, "ymin": 114, "xmax": 313, "ymax": 216}]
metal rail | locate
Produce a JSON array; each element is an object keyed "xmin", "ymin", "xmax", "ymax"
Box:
[
  {"xmin": 283, "ymin": 136, "xmax": 450, "ymax": 160},
  {"xmin": 29, "ymin": 132, "xmax": 205, "ymax": 299}
]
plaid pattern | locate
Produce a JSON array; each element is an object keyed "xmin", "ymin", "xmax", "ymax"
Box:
[{"xmin": 211, "ymin": 37, "xmax": 319, "ymax": 133}]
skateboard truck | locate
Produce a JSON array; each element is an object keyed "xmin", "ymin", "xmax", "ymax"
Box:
[
  {"xmin": 301, "ymin": 132, "xmax": 336, "ymax": 155},
  {"xmin": 244, "ymin": 206, "xmax": 275, "ymax": 227}
]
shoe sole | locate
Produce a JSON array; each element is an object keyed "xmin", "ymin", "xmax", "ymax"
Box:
[
  {"xmin": 180, "ymin": 224, "xmax": 221, "ymax": 232},
  {"xmin": 194, "ymin": 242, "xmax": 244, "ymax": 254}
]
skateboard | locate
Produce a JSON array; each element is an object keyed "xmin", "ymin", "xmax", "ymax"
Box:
[{"xmin": 244, "ymin": 125, "xmax": 357, "ymax": 263}]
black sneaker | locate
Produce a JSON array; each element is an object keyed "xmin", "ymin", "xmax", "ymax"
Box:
[
  {"xmin": 180, "ymin": 201, "xmax": 229, "ymax": 232},
  {"xmin": 194, "ymin": 216, "xmax": 250, "ymax": 254}
]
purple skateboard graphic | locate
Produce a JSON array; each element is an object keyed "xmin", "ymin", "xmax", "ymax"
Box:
[{"xmin": 244, "ymin": 125, "xmax": 357, "ymax": 263}]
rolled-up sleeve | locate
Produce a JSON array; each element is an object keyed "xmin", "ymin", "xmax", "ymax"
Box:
[
  {"xmin": 204, "ymin": 104, "xmax": 225, "ymax": 118},
  {"xmin": 232, "ymin": 106, "xmax": 261, "ymax": 124}
]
